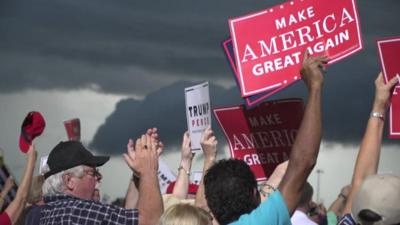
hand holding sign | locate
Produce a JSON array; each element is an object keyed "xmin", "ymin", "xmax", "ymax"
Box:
[
  {"xmin": 180, "ymin": 131, "xmax": 194, "ymax": 174},
  {"xmin": 377, "ymin": 37, "xmax": 400, "ymax": 138},
  {"xmin": 372, "ymin": 73, "xmax": 399, "ymax": 114},
  {"xmin": 200, "ymin": 127, "xmax": 218, "ymax": 162},
  {"xmin": 301, "ymin": 51, "xmax": 328, "ymax": 91}
]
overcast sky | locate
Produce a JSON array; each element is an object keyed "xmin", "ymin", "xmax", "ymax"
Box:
[{"xmin": 0, "ymin": 0, "xmax": 399, "ymax": 204}]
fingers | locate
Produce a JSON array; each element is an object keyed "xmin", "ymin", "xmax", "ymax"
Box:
[
  {"xmin": 135, "ymin": 137, "xmax": 142, "ymax": 152},
  {"xmin": 156, "ymin": 141, "xmax": 164, "ymax": 156},
  {"xmin": 201, "ymin": 127, "xmax": 213, "ymax": 141},
  {"xmin": 182, "ymin": 131, "xmax": 190, "ymax": 145},
  {"xmin": 123, "ymin": 153, "xmax": 134, "ymax": 168},
  {"xmin": 302, "ymin": 49, "xmax": 310, "ymax": 63},
  {"xmin": 127, "ymin": 139, "xmax": 135, "ymax": 152},
  {"xmin": 375, "ymin": 72, "xmax": 384, "ymax": 85},
  {"xmin": 387, "ymin": 74, "xmax": 399, "ymax": 89},
  {"xmin": 146, "ymin": 134, "xmax": 151, "ymax": 150}
]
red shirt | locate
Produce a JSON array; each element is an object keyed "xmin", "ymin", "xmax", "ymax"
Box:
[{"xmin": 0, "ymin": 212, "xmax": 11, "ymax": 225}]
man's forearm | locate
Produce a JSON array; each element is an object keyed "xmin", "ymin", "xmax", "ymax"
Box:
[{"xmin": 137, "ymin": 173, "xmax": 163, "ymax": 225}]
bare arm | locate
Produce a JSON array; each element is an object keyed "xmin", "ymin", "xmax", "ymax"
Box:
[
  {"xmin": 279, "ymin": 53, "xmax": 327, "ymax": 215},
  {"xmin": 195, "ymin": 127, "xmax": 217, "ymax": 210},
  {"xmin": 124, "ymin": 178, "xmax": 139, "ymax": 209},
  {"xmin": 124, "ymin": 128, "xmax": 163, "ymax": 210},
  {"xmin": 0, "ymin": 177, "xmax": 15, "ymax": 209},
  {"xmin": 172, "ymin": 131, "xmax": 193, "ymax": 199},
  {"xmin": 123, "ymin": 134, "xmax": 163, "ymax": 225},
  {"xmin": 343, "ymin": 73, "xmax": 398, "ymax": 215},
  {"xmin": 124, "ymin": 139, "xmax": 140, "ymax": 209},
  {"xmin": 259, "ymin": 160, "xmax": 288, "ymax": 202},
  {"xmin": 5, "ymin": 145, "xmax": 37, "ymax": 225},
  {"xmin": 328, "ymin": 185, "xmax": 350, "ymax": 217}
]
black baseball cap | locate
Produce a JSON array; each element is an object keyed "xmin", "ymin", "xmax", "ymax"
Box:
[{"xmin": 44, "ymin": 141, "xmax": 110, "ymax": 179}]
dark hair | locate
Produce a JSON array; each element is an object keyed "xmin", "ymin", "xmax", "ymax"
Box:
[
  {"xmin": 204, "ymin": 159, "xmax": 259, "ymax": 225},
  {"xmin": 298, "ymin": 182, "xmax": 313, "ymax": 207},
  {"xmin": 358, "ymin": 209, "xmax": 382, "ymax": 223}
]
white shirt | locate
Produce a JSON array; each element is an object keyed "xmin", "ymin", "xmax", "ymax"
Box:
[{"xmin": 291, "ymin": 210, "xmax": 318, "ymax": 225}]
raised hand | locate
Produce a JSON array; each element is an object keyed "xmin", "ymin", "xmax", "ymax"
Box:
[
  {"xmin": 181, "ymin": 131, "xmax": 194, "ymax": 166},
  {"xmin": 372, "ymin": 72, "xmax": 399, "ymax": 113},
  {"xmin": 146, "ymin": 127, "xmax": 164, "ymax": 156},
  {"xmin": 200, "ymin": 127, "xmax": 217, "ymax": 161},
  {"xmin": 301, "ymin": 51, "xmax": 328, "ymax": 91},
  {"xmin": 123, "ymin": 134, "xmax": 159, "ymax": 177}
]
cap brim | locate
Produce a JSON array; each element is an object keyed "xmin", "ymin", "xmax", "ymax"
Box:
[
  {"xmin": 19, "ymin": 135, "xmax": 30, "ymax": 153},
  {"xmin": 44, "ymin": 156, "xmax": 110, "ymax": 179},
  {"xmin": 84, "ymin": 156, "xmax": 110, "ymax": 167}
]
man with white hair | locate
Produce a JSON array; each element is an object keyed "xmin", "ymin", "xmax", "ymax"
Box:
[{"xmin": 36, "ymin": 131, "xmax": 163, "ymax": 225}]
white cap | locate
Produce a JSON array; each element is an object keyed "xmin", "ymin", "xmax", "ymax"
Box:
[{"xmin": 352, "ymin": 174, "xmax": 400, "ymax": 225}]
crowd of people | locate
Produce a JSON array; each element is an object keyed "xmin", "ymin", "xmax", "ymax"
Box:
[{"xmin": 0, "ymin": 53, "xmax": 399, "ymax": 225}]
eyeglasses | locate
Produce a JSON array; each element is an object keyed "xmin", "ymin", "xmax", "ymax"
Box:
[{"xmin": 84, "ymin": 168, "xmax": 102, "ymax": 181}]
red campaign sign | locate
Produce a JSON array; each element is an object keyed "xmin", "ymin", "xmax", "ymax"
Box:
[
  {"xmin": 229, "ymin": 0, "xmax": 363, "ymax": 97},
  {"xmin": 213, "ymin": 98, "xmax": 303, "ymax": 181},
  {"xmin": 377, "ymin": 37, "xmax": 400, "ymax": 139},
  {"xmin": 390, "ymin": 90, "xmax": 400, "ymax": 139},
  {"xmin": 222, "ymin": 38, "xmax": 292, "ymax": 107}
]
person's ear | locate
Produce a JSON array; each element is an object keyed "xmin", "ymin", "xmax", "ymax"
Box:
[{"xmin": 63, "ymin": 173, "xmax": 75, "ymax": 190}]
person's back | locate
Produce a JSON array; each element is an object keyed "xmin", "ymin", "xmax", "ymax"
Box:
[{"xmin": 40, "ymin": 193, "xmax": 138, "ymax": 225}]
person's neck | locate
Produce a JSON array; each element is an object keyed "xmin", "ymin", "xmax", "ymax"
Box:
[{"xmin": 297, "ymin": 206, "xmax": 309, "ymax": 214}]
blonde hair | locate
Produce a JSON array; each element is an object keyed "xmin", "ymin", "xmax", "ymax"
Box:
[{"xmin": 160, "ymin": 204, "xmax": 211, "ymax": 225}]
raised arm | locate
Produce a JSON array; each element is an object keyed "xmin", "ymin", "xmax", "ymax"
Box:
[
  {"xmin": 279, "ymin": 52, "xmax": 327, "ymax": 215},
  {"xmin": 123, "ymin": 133, "xmax": 163, "ymax": 225},
  {"xmin": 259, "ymin": 160, "xmax": 288, "ymax": 202},
  {"xmin": 0, "ymin": 177, "xmax": 15, "ymax": 209},
  {"xmin": 329, "ymin": 185, "xmax": 350, "ymax": 218},
  {"xmin": 195, "ymin": 127, "xmax": 217, "ymax": 210},
  {"xmin": 343, "ymin": 73, "xmax": 398, "ymax": 214},
  {"xmin": 172, "ymin": 131, "xmax": 193, "ymax": 199},
  {"xmin": 5, "ymin": 145, "xmax": 37, "ymax": 224},
  {"xmin": 124, "ymin": 128, "xmax": 163, "ymax": 209}
]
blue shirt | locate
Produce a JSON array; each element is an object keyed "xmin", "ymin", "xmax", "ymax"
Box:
[
  {"xmin": 229, "ymin": 191, "xmax": 291, "ymax": 225},
  {"xmin": 40, "ymin": 194, "xmax": 138, "ymax": 225}
]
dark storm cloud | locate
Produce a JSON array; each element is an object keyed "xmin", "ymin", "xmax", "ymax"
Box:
[
  {"xmin": 89, "ymin": 81, "xmax": 241, "ymax": 154},
  {"xmin": 0, "ymin": 0, "xmax": 278, "ymax": 95},
  {"xmin": 90, "ymin": 74, "xmax": 394, "ymax": 155},
  {"xmin": 0, "ymin": 0, "xmax": 399, "ymax": 152},
  {"xmin": 4, "ymin": 0, "xmax": 395, "ymax": 95}
]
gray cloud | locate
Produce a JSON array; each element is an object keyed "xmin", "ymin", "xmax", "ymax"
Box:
[
  {"xmin": 0, "ymin": 0, "xmax": 399, "ymax": 152},
  {"xmin": 90, "ymin": 81, "xmax": 240, "ymax": 154},
  {"xmin": 0, "ymin": 0, "xmax": 278, "ymax": 95},
  {"xmin": 4, "ymin": 1, "xmax": 396, "ymax": 95}
]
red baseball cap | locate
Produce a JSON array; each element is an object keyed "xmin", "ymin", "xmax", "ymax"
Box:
[
  {"xmin": 19, "ymin": 111, "xmax": 46, "ymax": 153},
  {"xmin": 166, "ymin": 181, "xmax": 199, "ymax": 195}
]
